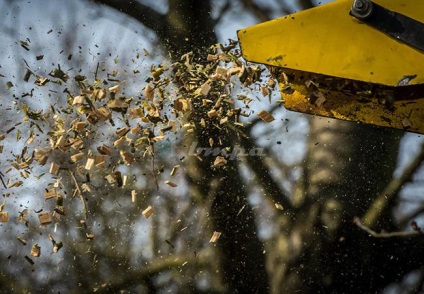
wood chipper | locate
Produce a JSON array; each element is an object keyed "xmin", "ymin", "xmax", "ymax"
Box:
[{"xmin": 237, "ymin": 0, "xmax": 424, "ymax": 134}]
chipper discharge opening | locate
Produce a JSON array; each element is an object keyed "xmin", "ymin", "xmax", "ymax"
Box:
[{"xmin": 237, "ymin": 0, "xmax": 424, "ymax": 134}]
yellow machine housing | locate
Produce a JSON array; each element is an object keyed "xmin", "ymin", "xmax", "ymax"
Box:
[{"xmin": 237, "ymin": 0, "xmax": 424, "ymax": 133}]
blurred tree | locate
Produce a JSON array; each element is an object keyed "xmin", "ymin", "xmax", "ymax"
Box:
[
  {"xmin": 83, "ymin": 1, "xmax": 424, "ymax": 293},
  {"xmin": 1, "ymin": 0, "xmax": 424, "ymax": 293}
]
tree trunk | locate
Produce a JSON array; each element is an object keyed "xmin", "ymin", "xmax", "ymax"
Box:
[
  {"xmin": 268, "ymin": 117, "xmax": 405, "ymax": 293},
  {"xmin": 159, "ymin": 1, "xmax": 270, "ymax": 292}
]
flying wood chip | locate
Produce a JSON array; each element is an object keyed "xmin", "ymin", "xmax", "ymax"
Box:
[
  {"xmin": 199, "ymin": 82, "xmax": 211, "ymax": 96},
  {"xmin": 38, "ymin": 212, "xmax": 52, "ymax": 225},
  {"xmin": 31, "ymin": 244, "xmax": 41, "ymax": 257},
  {"xmin": 0, "ymin": 212, "xmax": 9, "ymax": 222},
  {"xmin": 207, "ymin": 54, "xmax": 218, "ymax": 61},
  {"xmin": 120, "ymin": 150, "xmax": 135, "ymax": 165},
  {"xmin": 314, "ymin": 92, "xmax": 326, "ymax": 107},
  {"xmin": 52, "ymin": 211, "xmax": 61, "ymax": 222},
  {"xmin": 25, "ymin": 132, "xmax": 35, "ymax": 145},
  {"xmin": 152, "ymin": 135, "xmax": 165, "ymax": 142},
  {"xmin": 258, "ymin": 110, "xmax": 275, "ymax": 123},
  {"xmin": 165, "ymin": 180, "xmax": 177, "ymax": 187},
  {"xmin": 144, "ymin": 84, "xmax": 154, "ymax": 100},
  {"xmin": 105, "ymin": 174, "xmax": 115, "ymax": 184},
  {"xmin": 54, "ymin": 135, "xmax": 67, "ymax": 150},
  {"xmin": 35, "ymin": 77, "xmax": 49, "ymax": 86},
  {"xmin": 116, "ymin": 127, "xmax": 129, "ymax": 137},
  {"xmin": 142, "ymin": 206, "xmax": 154, "ymax": 219},
  {"xmin": 98, "ymin": 144, "xmax": 112, "ymax": 155},
  {"xmin": 49, "ymin": 234, "xmax": 63, "ymax": 253},
  {"xmin": 70, "ymin": 152, "xmax": 84, "ymax": 163},
  {"xmin": 69, "ymin": 138, "xmax": 83, "ymax": 150},
  {"xmin": 129, "ymin": 108, "xmax": 143, "ymax": 119},
  {"xmin": 261, "ymin": 86, "xmax": 270, "ymax": 96},
  {"xmin": 86, "ymin": 233, "xmax": 95, "ymax": 240},
  {"xmin": 228, "ymin": 67, "xmax": 242, "ymax": 76},
  {"xmin": 93, "ymin": 88, "xmax": 106, "ymax": 100},
  {"xmin": 85, "ymin": 158, "xmax": 95, "ymax": 170},
  {"xmin": 34, "ymin": 149, "xmax": 49, "ymax": 165},
  {"xmin": 170, "ymin": 165, "xmax": 180, "ymax": 176},
  {"xmin": 49, "ymin": 162, "xmax": 60, "ymax": 175},
  {"xmin": 213, "ymin": 156, "xmax": 227, "ymax": 167},
  {"xmin": 220, "ymin": 117, "xmax": 228, "ymax": 124},
  {"xmin": 93, "ymin": 154, "xmax": 107, "ymax": 168},
  {"xmin": 108, "ymin": 84, "xmax": 120, "ymax": 93},
  {"xmin": 44, "ymin": 188, "xmax": 57, "ymax": 199},
  {"xmin": 95, "ymin": 107, "xmax": 112, "ymax": 121},
  {"xmin": 114, "ymin": 136, "xmax": 126, "ymax": 147},
  {"xmin": 209, "ymin": 231, "xmax": 222, "ymax": 243},
  {"xmin": 72, "ymin": 96, "xmax": 85, "ymax": 106},
  {"xmin": 130, "ymin": 125, "xmax": 141, "ymax": 134},
  {"xmin": 7, "ymin": 181, "xmax": 23, "ymax": 188},
  {"xmin": 274, "ymin": 203, "xmax": 284, "ymax": 210},
  {"xmin": 72, "ymin": 121, "xmax": 87, "ymax": 131},
  {"xmin": 17, "ymin": 236, "xmax": 27, "ymax": 245},
  {"xmin": 107, "ymin": 98, "xmax": 129, "ymax": 109},
  {"xmin": 267, "ymin": 78, "xmax": 276, "ymax": 88},
  {"xmin": 207, "ymin": 109, "xmax": 217, "ymax": 118},
  {"xmin": 214, "ymin": 67, "xmax": 228, "ymax": 81}
]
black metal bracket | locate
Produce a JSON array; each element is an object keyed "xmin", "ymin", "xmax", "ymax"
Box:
[{"xmin": 350, "ymin": 0, "xmax": 424, "ymax": 52}]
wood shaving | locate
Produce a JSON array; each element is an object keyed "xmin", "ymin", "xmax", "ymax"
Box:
[
  {"xmin": 85, "ymin": 158, "xmax": 95, "ymax": 170},
  {"xmin": 258, "ymin": 110, "xmax": 275, "ymax": 123},
  {"xmin": 38, "ymin": 212, "xmax": 52, "ymax": 225},
  {"xmin": 314, "ymin": 92, "xmax": 326, "ymax": 107},
  {"xmin": 165, "ymin": 180, "xmax": 177, "ymax": 187},
  {"xmin": 274, "ymin": 203, "xmax": 284, "ymax": 210},
  {"xmin": 170, "ymin": 165, "xmax": 180, "ymax": 176},
  {"xmin": 120, "ymin": 150, "xmax": 135, "ymax": 165},
  {"xmin": 142, "ymin": 206, "xmax": 154, "ymax": 219},
  {"xmin": 0, "ymin": 212, "xmax": 9, "ymax": 222},
  {"xmin": 49, "ymin": 162, "xmax": 60, "ymax": 175},
  {"xmin": 209, "ymin": 231, "xmax": 222, "ymax": 243},
  {"xmin": 44, "ymin": 188, "xmax": 57, "ymax": 199},
  {"xmin": 144, "ymin": 84, "xmax": 155, "ymax": 100},
  {"xmin": 31, "ymin": 244, "xmax": 41, "ymax": 257},
  {"xmin": 69, "ymin": 152, "xmax": 83, "ymax": 163},
  {"xmin": 213, "ymin": 156, "xmax": 227, "ymax": 167}
]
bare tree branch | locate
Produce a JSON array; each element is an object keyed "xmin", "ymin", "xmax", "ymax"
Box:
[
  {"xmin": 354, "ymin": 217, "xmax": 424, "ymax": 238},
  {"xmin": 213, "ymin": 0, "xmax": 231, "ymax": 25},
  {"xmin": 90, "ymin": 0, "xmax": 166, "ymax": 33},
  {"xmin": 69, "ymin": 169, "xmax": 88, "ymax": 220},
  {"xmin": 240, "ymin": 0, "xmax": 273, "ymax": 22},
  {"xmin": 298, "ymin": 0, "xmax": 315, "ymax": 10},
  {"xmin": 240, "ymin": 135, "xmax": 294, "ymax": 213},
  {"xmin": 362, "ymin": 143, "xmax": 424, "ymax": 228},
  {"xmin": 399, "ymin": 207, "xmax": 424, "ymax": 228},
  {"xmin": 245, "ymin": 103, "xmax": 281, "ymax": 134},
  {"xmin": 96, "ymin": 248, "xmax": 212, "ymax": 293}
]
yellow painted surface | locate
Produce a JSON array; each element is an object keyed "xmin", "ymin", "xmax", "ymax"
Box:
[
  {"xmin": 278, "ymin": 74, "xmax": 424, "ymax": 134},
  {"xmin": 238, "ymin": 0, "xmax": 424, "ymax": 133},
  {"xmin": 237, "ymin": 0, "xmax": 424, "ymax": 86}
]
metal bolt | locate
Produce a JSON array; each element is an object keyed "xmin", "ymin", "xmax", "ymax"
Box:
[
  {"xmin": 350, "ymin": 0, "xmax": 373, "ymax": 19},
  {"xmin": 354, "ymin": 0, "xmax": 364, "ymax": 9}
]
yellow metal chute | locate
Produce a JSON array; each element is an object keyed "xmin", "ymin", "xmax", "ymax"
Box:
[{"xmin": 237, "ymin": 0, "xmax": 424, "ymax": 134}]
